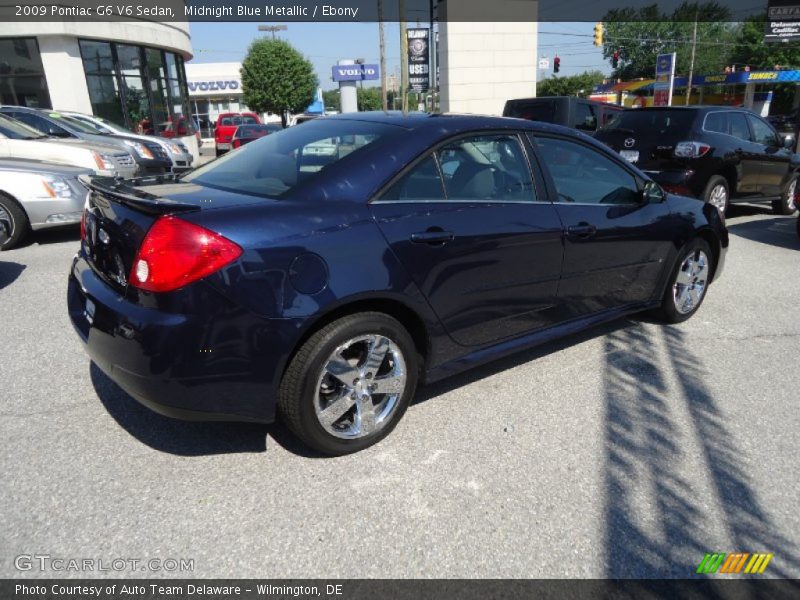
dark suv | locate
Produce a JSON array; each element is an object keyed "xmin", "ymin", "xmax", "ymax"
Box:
[
  {"xmin": 595, "ymin": 106, "xmax": 799, "ymax": 216},
  {"xmin": 503, "ymin": 96, "xmax": 625, "ymax": 134}
]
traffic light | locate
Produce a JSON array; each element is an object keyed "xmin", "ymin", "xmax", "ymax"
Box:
[
  {"xmin": 554, "ymin": 56, "xmax": 560, "ymax": 73},
  {"xmin": 612, "ymin": 50, "xmax": 620, "ymax": 69},
  {"xmin": 593, "ymin": 22, "xmax": 604, "ymax": 46}
]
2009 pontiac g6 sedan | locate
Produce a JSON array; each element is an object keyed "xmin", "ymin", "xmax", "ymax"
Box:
[{"xmin": 68, "ymin": 113, "xmax": 728, "ymax": 455}]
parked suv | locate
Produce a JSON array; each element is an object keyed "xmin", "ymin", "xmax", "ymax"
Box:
[
  {"xmin": 0, "ymin": 106, "xmax": 172, "ymax": 176},
  {"xmin": 214, "ymin": 112, "xmax": 261, "ymax": 155},
  {"xmin": 595, "ymin": 106, "xmax": 800, "ymax": 216},
  {"xmin": 503, "ymin": 96, "xmax": 625, "ymax": 134}
]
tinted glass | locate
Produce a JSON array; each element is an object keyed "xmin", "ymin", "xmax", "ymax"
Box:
[
  {"xmin": 747, "ymin": 115, "xmax": 779, "ymax": 146},
  {"xmin": 729, "ymin": 113, "xmax": 750, "ymax": 140},
  {"xmin": 436, "ymin": 134, "xmax": 535, "ymax": 202},
  {"xmin": 535, "ymin": 136, "xmax": 640, "ymax": 205},
  {"xmin": 183, "ymin": 120, "xmax": 398, "ymax": 198},
  {"xmin": 380, "ymin": 155, "xmax": 446, "ymax": 201},
  {"xmin": 236, "ymin": 125, "xmax": 271, "ymax": 137},
  {"xmin": 601, "ymin": 109, "xmax": 696, "ymax": 142},
  {"xmin": 505, "ymin": 100, "xmax": 559, "ymax": 123},
  {"xmin": 0, "ymin": 114, "xmax": 45, "ymax": 139},
  {"xmin": 704, "ymin": 112, "xmax": 726, "ymax": 134},
  {"xmin": 8, "ymin": 112, "xmax": 71, "ymax": 137},
  {"xmin": 574, "ymin": 103, "xmax": 597, "ymax": 131},
  {"xmin": 0, "ymin": 38, "xmax": 52, "ymax": 108}
]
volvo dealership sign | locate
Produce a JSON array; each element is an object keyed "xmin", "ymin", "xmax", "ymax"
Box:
[
  {"xmin": 766, "ymin": 0, "xmax": 800, "ymax": 42},
  {"xmin": 187, "ymin": 80, "xmax": 240, "ymax": 93},
  {"xmin": 331, "ymin": 64, "xmax": 380, "ymax": 82}
]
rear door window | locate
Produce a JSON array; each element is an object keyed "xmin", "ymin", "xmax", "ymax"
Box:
[
  {"xmin": 380, "ymin": 155, "xmax": 446, "ymax": 201},
  {"xmin": 729, "ymin": 113, "xmax": 751, "ymax": 141},
  {"xmin": 574, "ymin": 102, "xmax": 597, "ymax": 132}
]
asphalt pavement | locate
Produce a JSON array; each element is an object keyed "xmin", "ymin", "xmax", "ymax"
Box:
[{"xmin": 1, "ymin": 206, "xmax": 798, "ymax": 579}]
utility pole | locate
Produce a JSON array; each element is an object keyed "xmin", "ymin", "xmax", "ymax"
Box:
[
  {"xmin": 685, "ymin": 15, "xmax": 698, "ymax": 106},
  {"xmin": 400, "ymin": 0, "xmax": 409, "ymax": 114},
  {"xmin": 258, "ymin": 24, "xmax": 287, "ymax": 40},
  {"xmin": 379, "ymin": 0, "xmax": 387, "ymax": 110}
]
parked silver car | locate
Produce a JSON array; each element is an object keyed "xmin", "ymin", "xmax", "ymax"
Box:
[
  {"xmin": 0, "ymin": 158, "xmax": 91, "ymax": 249},
  {"xmin": 62, "ymin": 111, "xmax": 195, "ymax": 173}
]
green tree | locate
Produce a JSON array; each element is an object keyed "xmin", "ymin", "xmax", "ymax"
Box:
[
  {"xmin": 602, "ymin": 2, "xmax": 735, "ymax": 80},
  {"xmin": 537, "ymin": 71, "xmax": 607, "ymax": 98},
  {"xmin": 241, "ymin": 38, "xmax": 317, "ymax": 127},
  {"xmin": 357, "ymin": 87, "xmax": 383, "ymax": 111},
  {"xmin": 322, "ymin": 89, "xmax": 341, "ymax": 112}
]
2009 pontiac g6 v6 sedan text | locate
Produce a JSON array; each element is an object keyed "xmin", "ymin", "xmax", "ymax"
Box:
[{"xmin": 68, "ymin": 113, "xmax": 728, "ymax": 455}]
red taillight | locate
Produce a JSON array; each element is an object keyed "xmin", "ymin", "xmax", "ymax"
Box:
[
  {"xmin": 233, "ymin": 139, "xmax": 241, "ymax": 148},
  {"xmin": 130, "ymin": 216, "xmax": 243, "ymax": 293},
  {"xmin": 80, "ymin": 210, "xmax": 87, "ymax": 240}
]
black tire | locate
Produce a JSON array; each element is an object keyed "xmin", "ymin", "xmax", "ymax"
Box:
[
  {"xmin": 655, "ymin": 238, "xmax": 714, "ymax": 324},
  {"xmin": 702, "ymin": 175, "xmax": 729, "ymax": 216},
  {"xmin": 278, "ymin": 312, "xmax": 420, "ymax": 456},
  {"xmin": 0, "ymin": 193, "xmax": 30, "ymax": 251},
  {"xmin": 772, "ymin": 174, "xmax": 798, "ymax": 216}
]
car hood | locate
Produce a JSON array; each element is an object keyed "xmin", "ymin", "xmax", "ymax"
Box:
[
  {"xmin": 37, "ymin": 137, "xmax": 129, "ymax": 155},
  {"xmin": 0, "ymin": 158, "xmax": 93, "ymax": 176}
]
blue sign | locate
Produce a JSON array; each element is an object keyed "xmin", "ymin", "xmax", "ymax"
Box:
[{"xmin": 331, "ymin": 64, "xmax": 380, "ymax": 82}]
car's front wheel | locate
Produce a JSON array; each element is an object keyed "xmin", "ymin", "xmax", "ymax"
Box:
[
  {"xmin": 0, "ymin": 193, "xmax": 29, "ymax": 251},
  {"xmin": 656, "ymin": 238, "xmax": 714, "ymax": 324},
  {"xmin": 279, "ymin": 312, "xmax": 419, "ymax": 455},
  {"xmin": 772, "ymin": 174, "xmax": 798, "ymax": 216}
]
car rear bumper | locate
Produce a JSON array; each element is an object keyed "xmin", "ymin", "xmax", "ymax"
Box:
[
  {"xmin": 67, "ymin": 255, "xmax": 281, "ymax": 423},
  {"xmin": 644, "ymin": 169, "xmax": 704, "ymax": 198}
]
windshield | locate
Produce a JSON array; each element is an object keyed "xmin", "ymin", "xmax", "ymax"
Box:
[
  {"xmin": 601, "ymin": 109, "xmax": 696, "ymax": 138},
  {"xmin": 183, "ymin": 119, "xmax": 400, "ymax": 198},
  {"xmin": 0, "ymin": 114, "xmax": 46, "ymax": 139},
  {"xmin": 236, "ymin": 125, "xmax": 271, "ymax": 137},
  {"xmin": 47, "ymin": 113, "xmax": 103, "ymax": 134}
]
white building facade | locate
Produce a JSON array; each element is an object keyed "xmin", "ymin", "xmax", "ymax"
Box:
[{"xmin": 0, "ymin": 21, "xmax": 199, "ymax": 155}]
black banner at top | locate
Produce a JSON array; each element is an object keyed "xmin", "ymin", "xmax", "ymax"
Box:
[
  {"xmin": 765, "ymin": 0, "xmax": 800, "ymax": 42},
  {"xmin": 0, "ymin": 0, "xmax": 777, "ymax": 23},
  {"xmin": 406, "ymin": 27, "xmax": 429, "ymax": 94}
]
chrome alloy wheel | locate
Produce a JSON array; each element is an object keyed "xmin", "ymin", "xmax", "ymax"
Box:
[
  {"xmin": 0, "ymin": 205, "xmax": 13, "ymax": 238},
  {"xmin": 314, "ymin": 334, "xmax": 407, "ymax": 439},
  {"xmin": 708, "ymin": 184, "xmax": 728, "ymax": 213},
  {"xmin": 787, "ymin": 178, "xmax": 797, "ymax": 212},
  {"xmin": 673, "ymin": 250, "xmax": 709, "ymax": 315}
]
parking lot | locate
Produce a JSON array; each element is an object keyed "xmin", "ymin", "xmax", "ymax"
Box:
[{"xmin": 1, "ymin": 206, "xmax": 798, "ymax": 578}]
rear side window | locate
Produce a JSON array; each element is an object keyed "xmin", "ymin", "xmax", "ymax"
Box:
[
  {"xmin": 505, "ymin": 100, "xmax": 559, "ymax": 124},
  {"xmin": 534, "ymin": 136, "xmax": 640, "ymax": 205},
  {"xmin": 381, "ymin": 155, "xmax": 446, "ymax": 201},
  {"xmin": 729, "ymin": 113, "xmax": 750, "ymax": 140},
  {"xmin": 220, "ymin": 117, "xmax": 232, "ymax": 126},
  {"xmin": 574, "ymin": 103, "xmax": 597, "ymax": 132},
  {"xmin": 704, "ymin": 112, "xmax": 727, "ymax": 134},
  {"xmin": 705, "ymin": 112, "xmax": 752, "ymax": 141},
  {"xmin": 10, "ymin": 112, "xmax": 70, "ymax": 137}
]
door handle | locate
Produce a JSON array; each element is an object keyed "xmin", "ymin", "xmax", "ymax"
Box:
[
  {"xmin": 410, "ymin": 230, "xmax": 455, "ymax": 245},
  {"xmin": 566, "ymin": 223, "xmax": 597, "ymax": 240}
]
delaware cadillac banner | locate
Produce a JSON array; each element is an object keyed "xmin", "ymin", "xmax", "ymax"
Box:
[
  {"xmin": 765, "ymin": 0, "xmax": 800, "ymax": 42},
  {"xmin": 407, "ymin": 27, "xmax": 430, "ymax": 94}
]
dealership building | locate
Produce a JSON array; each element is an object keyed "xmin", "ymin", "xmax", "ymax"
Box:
[{"xmin": 0, "ymin": 21, "xmax": 199, "ymax": 156}]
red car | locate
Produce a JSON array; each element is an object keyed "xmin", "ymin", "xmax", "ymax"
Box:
[{"xmin": 214, "ymin": 112, "xmax": 261, "ymax": 156}]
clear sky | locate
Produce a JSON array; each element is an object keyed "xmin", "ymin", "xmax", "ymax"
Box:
[{"xmin": 188, "ymin": 21, "xmax": 609, "ymax": 88}]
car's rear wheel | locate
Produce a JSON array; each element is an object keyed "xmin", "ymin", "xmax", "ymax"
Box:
[
  {"xmin": 772, "ymin": 174, "xmax": 798, "ymax": 216},
  {"xmin": 0, "ymin": 193, "xmax": 29, "ymax": 251},
  {"xmin": 703, "ymin": 175, "xmax": 729, "ymax": 216},
  {"xmin": 279, "ymin": 312, "xmax": 419, "ymax": 455},
  {"xmin": 656, "ymin": 238, "xmax": 713, "ymax": 324}
]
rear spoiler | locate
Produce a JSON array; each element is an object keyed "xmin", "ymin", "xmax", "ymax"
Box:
[{"xmin": 80, "ymin": 174, "xmax": 199, "ymax": 216}]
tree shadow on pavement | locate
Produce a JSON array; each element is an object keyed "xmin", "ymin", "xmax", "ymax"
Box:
[
  {"xmin": 726, "ymin": 217, "xmax": 799, "ymax": 251},
  {"xmin": 602, "ymin": 323, "xmax": 800, "ymax": 582},
  {"xmin": 0, "ymin": 261, "xmax": 25, "ymax": 290}
]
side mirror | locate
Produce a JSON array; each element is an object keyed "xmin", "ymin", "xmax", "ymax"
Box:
[
  {"xmin": 642, "ymin": 181, "xmax": 665, "ymax": 204},
  {"xmin": 782, "ymin": 134, "xmax": 794, "ymax": 149}
]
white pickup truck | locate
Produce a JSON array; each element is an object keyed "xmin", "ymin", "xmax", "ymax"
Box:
[{"xmin": 0, "ymin": 114, "xmax": 137, "ymax": 179}]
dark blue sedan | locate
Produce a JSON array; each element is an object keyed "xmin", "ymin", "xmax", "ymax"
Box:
[{"xmin": 68, "ymin": 112, "xmax": 728, "ymax": 455}]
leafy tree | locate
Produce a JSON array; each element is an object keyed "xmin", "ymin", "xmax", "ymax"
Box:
[
  {"xmin": 241, "ymin": 39, "xmax": 317, "ymax": 127},
  {"xmin": 537, "ymin": 71, "xmax": 607, "ymax": 98},
  {"xmin": 322, "ymin": 89, "xmax": 340, "ymax": 112},
  {"xmin": 357, "ymin": 87, "xmax": 383, "ymax": 111},
  {"xmin": 602, "ymin": 2, "xmax": 735, "ymax": 80}
]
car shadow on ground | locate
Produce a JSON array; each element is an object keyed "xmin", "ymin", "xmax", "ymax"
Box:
[
  {"xmin": 0, "ymin": 261, "xmax": 25, "ymax": 290},
  {"xmin": 726, "ymin": 216, "xmax": 799, "ymax": 251},
  {"xmin": 14, "ymin": 227, "xmax": 81, "ymax": 249},
  {"xmin": 601, "ymin": 323, "xmax": 800, "ymax": 579},
  {"xmin": 90, "ymin": 361, "xmax": 329, "ymax": 458}
]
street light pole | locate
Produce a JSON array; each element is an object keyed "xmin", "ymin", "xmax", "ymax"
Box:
[
  {"xmin": 378, "ymin": 0, "xmax": 388, "ymax": 111},
  {"xmin": 685, "ymin": 15, "xmax": 697, "ymax": 106},
  {"xmin": 258, "ymin": 24, "xmax": 287, "ymax": 40},
  {"xmin": 400, "ymin": 0, "xmax": 408, "ymax": 114}
]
